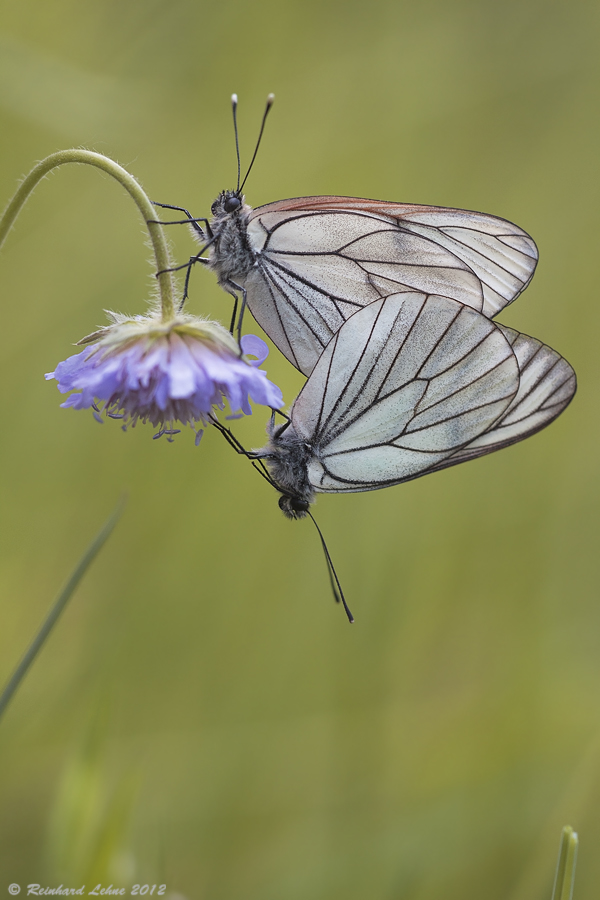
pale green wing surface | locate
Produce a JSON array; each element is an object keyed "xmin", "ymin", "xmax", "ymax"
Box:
[
  {"xmin": 428, "ymin": 324, "xmax": 576, "ymax": 472},
  {"xmin": 287, "ymin": 293, "xmax": 520, "ymax": 493},
  {"xmin": 245, "ymin": 197, "xmax": 537, "ymax": 375}
]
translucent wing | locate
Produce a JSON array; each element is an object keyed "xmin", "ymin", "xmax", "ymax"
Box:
[
  {"xmin": 245, "ymin": 196, "xmax": 538, "ymax": 375},
  {"xmin": 427, "ymin": 324, "xmax": 576, "ymax": 472},
  {"xmin": 288, "ymin": 292, "xmax": 521, "ymax": 492}
]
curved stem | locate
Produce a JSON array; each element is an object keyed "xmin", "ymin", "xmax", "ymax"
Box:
[{"xmin": 0, "ymin": 149, "xmax": 175, "ymax": 321}]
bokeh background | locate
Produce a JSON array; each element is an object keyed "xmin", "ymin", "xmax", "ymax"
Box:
[{"xmin": 0, "ymin": 0, "xmax": 598, "ymax": 896}]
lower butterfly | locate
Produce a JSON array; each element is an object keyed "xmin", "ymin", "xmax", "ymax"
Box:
[
  {"xmin": 255, "ymin": 291, "xmax": 575, "ymax": 509},
  {"xmin": 215, "ymin": 290, "xmax": 575, "ymax": 620}
]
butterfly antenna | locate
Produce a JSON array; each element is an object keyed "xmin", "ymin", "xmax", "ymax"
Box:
[
  {"xmin": 210, "ymin": 417, "xmax": 353, "ymax": 621},
  {"xmin": 307, "ymin": 512, "xmax": 354, "ymax": 623},
  {"xmin": 239, "ymin": 93, "xmax": 275, "ymax": 194},
  {"xmin": 231, "ymin": 93, "xmax": 241, "ymax": 193}
]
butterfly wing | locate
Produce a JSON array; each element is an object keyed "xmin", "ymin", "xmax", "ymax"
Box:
[
  {"xmin": 426, "ymin": 324, "xmax": 576, "ymax": 472},
  {"xmin": 288, "ymin": 292, "xmax": 521, "ymax": 492},
  {"xmin": 245, "ymin": 196, "xmax": 538, "ymax": 375}
]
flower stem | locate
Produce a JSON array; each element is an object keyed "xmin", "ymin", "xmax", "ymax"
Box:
[
  {"xmin": 0, "ymin": 496, "xmax": 125, "ymax": 723},
  {"xmin": 0, "ymin": 149, "xmax": 175, "ymax": 320}
]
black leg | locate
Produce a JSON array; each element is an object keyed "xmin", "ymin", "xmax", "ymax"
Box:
[
  {"xmin": 209, "ymin": 417, "xmax": 277, "ymax": 485},
  {"xmin": 212, "ymin": 421, "xmax": 252, "ymax": 456},
  {"xmin": 227, "ymin": 280, "xmax": 248, "ymax": 347},
  {"xmin": 151, "ymin": 201, "xmax": 213, "ymax": 239},
  {"xmin": 229, "ymin": 294, "xmax": 239, "ymax": 335},
  {"xmin": 273, "ymin": 418, "xmax": 291, "ymax": 440},
  {"xmin": 156, "ymin": 236, "xmax": 216, "ymax": 308},
  {"xmin": 179, "ymin": 252, "xmax": 212, "ymax": 308},
  {"xmin": 180, "ymin": 256, "xmax": 196, "ymax": 308}
]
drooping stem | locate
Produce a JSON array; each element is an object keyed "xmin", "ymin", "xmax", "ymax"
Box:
[{"xmin": 0, "ymin": 149, "xmax": 175, "ymax": 321}]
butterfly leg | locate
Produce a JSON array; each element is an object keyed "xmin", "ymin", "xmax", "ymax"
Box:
[
  {"xmin": 226, "ymin": 280, "xmax": 248, "ymax": 348},
  {"xmin": 149, "ymin": 201, "xmax": 214, "ymax": 307},
  {"xmin": 179, "ymin": 254, "xmax": 210, "ymax": 310},
  {"xmin": 272, "ymin": 416, "xmax": 292, "ymax": 440},
  {"xmin": 155, "ymin": 238, "xmax": 215, "ymax": 309},
  {"xmin": 210, "ymin": 417, "xmax": 252, "ymax": 456},
  {"xmin": 209, "ymin": 416, "xmax": 279, "ymax": 488},
  {"xmin": 150, "ymin": 201, "xmax": 213, "ymax": 240},
  {"xmin": 229, "ymin": 294, "xmax": 239, "ymax": 335}
]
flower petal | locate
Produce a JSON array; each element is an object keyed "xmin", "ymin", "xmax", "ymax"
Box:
[
  {"xmin": 240, "ymin": 334, "xmax": 269, "ymax": 367},
  {"xmin": 46, "ymin": 315, "xmax": 285, "ymax": 440}
]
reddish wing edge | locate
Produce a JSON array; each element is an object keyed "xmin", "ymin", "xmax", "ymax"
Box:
[{"xmin": 250, "ymin": 195, "xmax": 528, "ymax": 230}]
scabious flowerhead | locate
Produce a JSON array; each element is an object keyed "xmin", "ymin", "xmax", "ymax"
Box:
[{"xmin": 45, "ymin": 311, "xmax": 283, "ymax": 442}]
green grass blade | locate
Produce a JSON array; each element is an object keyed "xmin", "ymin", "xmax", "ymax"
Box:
[
  {"xmin": 0, "ymin": 497, "xmax": 126, "ymax": 722},
  {"xmin": 551, "ymin": 826, "xmax": 579, "ymax": 900}
]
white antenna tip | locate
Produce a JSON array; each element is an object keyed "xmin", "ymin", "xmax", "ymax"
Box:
[
  {"xmin": 267, "ymin": 93, "xmax": 275, "ymax": 105},
  {"xmin": 231, "ymin": 93, "xmax": 238, "ymax": 106}
]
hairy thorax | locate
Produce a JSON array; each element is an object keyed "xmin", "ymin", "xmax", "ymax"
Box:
[
  {"xmin": 208, "ymin": 193, "xmax": 256, "ymax": 286},
  {"xmin": 262, "ymin": 425, "xmax": 316, "ymax": 517}
]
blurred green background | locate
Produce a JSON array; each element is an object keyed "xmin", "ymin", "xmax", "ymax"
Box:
[{"xmin": 0, "ymin": 0, "xmax": 598, "ymax": 896}]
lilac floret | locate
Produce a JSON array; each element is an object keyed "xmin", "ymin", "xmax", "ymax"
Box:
[
  {"xmin": 45, "ymin": 330, "xmax": 283, "ymax": 438},
  {"xmin": 240, "ymin": 334, "xmax": 270, "ymax": 367}
]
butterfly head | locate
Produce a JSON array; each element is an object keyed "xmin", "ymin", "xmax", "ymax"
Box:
[
  {"xmin": 278, "ymin": 493, "xmax": 310, "ymax": 520},
  {"xmin": 211, "ymin": 190, "xmax": 244, "ymax": 217}
]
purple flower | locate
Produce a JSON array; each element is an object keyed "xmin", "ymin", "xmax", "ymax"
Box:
[{"xmin": 45, "ymin": 312, "xmax": 283, "ymax": 441}]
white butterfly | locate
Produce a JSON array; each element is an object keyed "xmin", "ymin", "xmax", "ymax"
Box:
[
  {"xmin": 207, "ymin": 193, "xmax": 538, "ymax": 378},
  {"xmin": 250, "ymin": 291, "xmax": 575, "ymax": 518},
  {"xmin": 155, "ymin": 96, "xmax": 538, "ymax": 377}
]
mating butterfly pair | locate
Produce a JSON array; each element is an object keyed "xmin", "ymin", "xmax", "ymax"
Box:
[
  {"xmin": 157, "ymin": 97, "xmax": 576, "ymax": 618},
  {"xmin": 159, "ymin": 99, "xmax": 574, "ymax": 510}
]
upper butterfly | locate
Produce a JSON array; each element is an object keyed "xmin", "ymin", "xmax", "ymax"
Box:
[{"xmin": 155, "ymin": 95, "xmax": 538, "ymax": 377}]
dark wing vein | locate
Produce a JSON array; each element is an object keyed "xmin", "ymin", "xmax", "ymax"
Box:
[
  {"xmin": 315, "ymin": 331, "xmax": 340, "ymax": 437},
  {"xmin": 314, "ymin": 303, "xmax": 385, "ymax": 442},
  {"xmin": 263, "ymin": 262, "xmax": 338, "ymax": 338},
  {"xmin": 255, "ymin": 266, "xmax": 301, "ymax": 370},
  {"xmin": 265, "ymin": 255, "xmax": 363, "ymax": 310}
]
